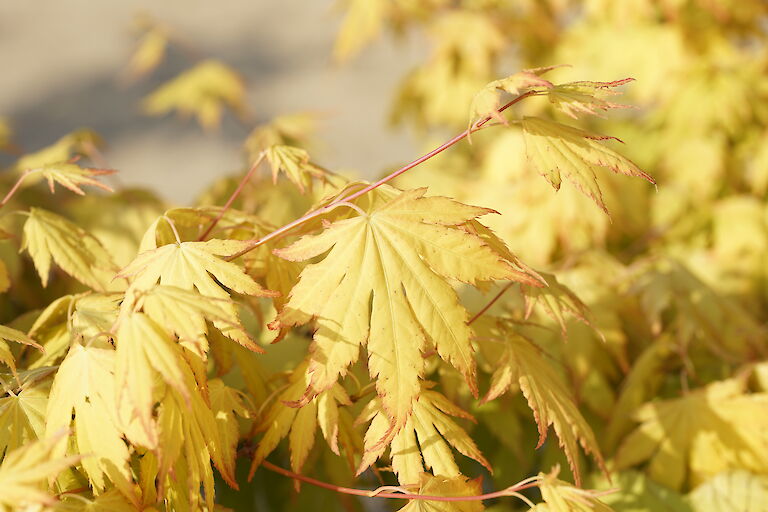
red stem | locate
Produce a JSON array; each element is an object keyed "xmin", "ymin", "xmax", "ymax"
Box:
[
  {"xmin": 261, "ymin": 460, "xmax": 539, "ymax": 502},
  {"xmin": 225, "ymin": 91, "xmax": 535, "ymax": 261},
  {"xmin": 467, "ymin": 282, "xmax": 515, "ymax": 325},
  {"xmin": 198, "ymin": 153, "xmax": 265, "ymax": 241},
  {"xmin": 1, "ymin": 170, "xmax": 32, "ymax": 208}
]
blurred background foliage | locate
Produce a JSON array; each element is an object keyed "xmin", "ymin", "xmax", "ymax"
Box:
[{"xmin": 2, "ymin": 1, "xmax": 768, "ymax": 511}]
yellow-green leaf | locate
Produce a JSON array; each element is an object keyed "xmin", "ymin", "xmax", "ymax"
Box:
[
  {"xmin": 118, "ymin": 238, "xmax": 276, "ymax": 351},
  {"xmin": 687, "ymin": 471, "xmax": 768, "ymax": 512},
  {"xmin": 0, "ymin": 430, "xmax": 81, "ymax": 511},
  {"xmin": 274, "ymin": 187, "xmax": 538, "ymax": 431},
  {"xmin": 545, "ymin": 79, "xmax": 633, "ymax": 119},
  {"xmin": 481, "ymin": 328, "xmax": 604, "ymax": 486},
  {"xmin": 143, "ymin": 60, "xmax": 246, "ymax": 130},
  {"xmin": 0, "ymin": 324, "xmax": 43, "ymax": 376},
  {"xmin": 21, "ymin": 208, "xmax": 118, "ymax": 291},
  {"xmin": 521, "ymin": 116, "xmax": 654, "ymax": 213},
  {"xmin": 358, "ymin": 387, "xmax": 490, "ymax": 486},
  {"xmin": 399, "ymin": 474, "xmax": 484, "ymax": 512},
  {"xmin": 45, "ymin": 339, "xmax": 136, "ymax": 501},
  {"xmin": 33, "ymin": 162, "xmax": 115, "ymax": 196},
  {"xmin": 0, "ymin": 385, "xmax": 47, "ymax": 457},
  {"xmin": 615, "ymin": 378, "xmax": 768, "ymax": 490}
]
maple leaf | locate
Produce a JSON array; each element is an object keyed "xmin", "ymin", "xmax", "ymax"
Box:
[
  {"xmin": 143, "ymin": 60, "xmax": 247, "ymax": 130},
  {"xmin": 687, "ymin": 471, "xmax": 768, "ymax": 512},
  {"xmin": 545, "ymin": 79, "xmax": 634, "ymax": 119},
  {"xmin": 333, "ymin": 0, "xmax": 388, "ymax": 62},
  {"xmin": 249, "ymin": 360, "xmax": 356, "ymax": 476},
  {"xmin": 123, "ymin": 16, "xmax": 169, "ymax": 81},
  {"xmin": 586, "ymin": 470, "xmax": 691, "ymax": 512},
  {"xmin": 21, "ymin": 208, "xmax": 118, "ymax": 291},
  {"xmin": 11, "ymin": 129, "xmax": 103, "ymax": 172},
  {"xmin": 358, "ymin": 388, "xmax": 490, "ymax": 486},
  {"xmin": 0, "ymin": 430, "xmax": 81, "ymax": 511},
  {"xmin": 114, "ymin": 312, "xmax": 189, "ymax": 439},
  {"xmin": 480, "ymin": 326, "xmax": 604, "ymax": 486},
  {"xmin": 469, "ymin": 68, "xmax": 556, "ymax": 127},
  {"xmin": 32, "ymin": 161, "xmax": 115, "ymax": 196},
  {"xmin": 522, "ymin": 272, "xmax": 597, "ymax": 338},
  {"xmin": 532, "ymin": 466, "xmax": 615, "ymax": 512},
  {"xmin": 273, "ymin": 187, "xmax": 539, "ymax": 432},
  {"xmin": 615, "ymin": 378, "xmax": 768, "ymax": 490},
  {"xmin": 520, "ymin": 116, "xmax": 654, "ymax": 213},
  {"xmin": 154, "ymin": 378, "xmax": 231, "ymax": 509},
  {"xmin": 45, "ymin": 339, "xmax": 137, "ymax": 502},
  {"xmin": 0, "ymin": 384, "xmax": 47, "ymax": 457},
  {"xmin": 209, "ymin": 378, "xmax": 251, "ymax": 487},
  {"xmin": 0, "ymin": 324, "xmax": 43, "ymax": 377},
  {"xmin": 399, "ymin": 474, "xmax": 484, "ymax": 512},
  {"xmin": 57, "ymin": 488, "xmax": 137, "ymax": 512},
  {"xmin": 135, "ymin": 285, "xmax": 251, "ymax": 358},
  {"xmin": 117, "ymin": 238, "xmax": 276, "ymax": 351},
  {"xmin": 265, "ymin": 145, "xmax": 329, "ymax": 193}
]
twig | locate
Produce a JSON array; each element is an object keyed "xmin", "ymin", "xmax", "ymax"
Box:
[
  {"xmin": 225, "ymin": 91, "xmax": 536, "ymax": 261},
  {"xmin": 260, "ymin": 460, "xmax": 540, "ymax": 502},
  {"xmin": 467, "ymin": 282, "xmax": 515, "ymax": 325},
  {"xmin": 198, "ymin": 153, "xmax": 266, "ymax": 241},
  {"xmin": 1, "ymin": 170, "xmax": 32, "ymax": 208}
]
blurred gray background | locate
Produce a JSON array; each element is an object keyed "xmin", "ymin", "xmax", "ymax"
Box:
[{"xmin": 0, "ymin": 1, "xmax": 422, "ymax": 203}]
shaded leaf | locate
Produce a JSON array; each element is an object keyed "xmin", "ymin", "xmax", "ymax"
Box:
[
  {"xmin": 358, "ymin": 387, "xmax": 490, "ymax": 486},
  {"xmin": 21, "ymin": 208, "xmax": 118, "ymax": 291},
  {"xmin": 521, "ymin": 117, "xmax": 654, "ymax": 213}
]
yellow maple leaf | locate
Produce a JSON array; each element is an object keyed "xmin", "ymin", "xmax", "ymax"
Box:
[
  {"xmin": 0, "ymin": 324, "xmax": 43, "ymax": 377},
  {"xmin": 545, "ymin": 79, "xmax": 634, "ymax": 119},
  {"xmin": 521, "ymin": 116, "xmax": 654, "ymax": 213},
  {"xmin": 333, "ymin": 0, "xmax": 389, "ymax": 62},
  {"xmin": 56, "ymin": 488, "xmax": 136, "ymax": 512},
  {"xmin": 468, "ymin": 68, "xmax": 556, "ymax": 128},
  {"xmin": 687, "ymin": 471, "xmax": 768, "ymax": 512},
  {"xmin": 209, "ymin": 378, "xmax": 251, "ymax": 487},
  {"xmin": 479, "ymin": 325, "xmax": 604, "ymax": 485},
  {"xmin": 399, "ymin": 474, "xmax": 484, "ymax": 512},
  {"xmin": 531, "ymin": 466, "xmax": 615, "ymax": 511},
  {"xmin": 0, "ymin": 430, "xmax": 81, "ymax": 512},
  {"xmin": 143, "ymin": 60, "xmax": 247, "ymax": 130},
  {"xmin": 114, "ymin": 312, "xmax": 189, "ymax": 438},
  {"xmin": 358, "ymin": 387, "xmax": 490, "ymax": 486},
  {"xmin": 249, "ymin": 360, "xmax": 355, "ymax": 476},
  {"xmin": 273, "ymin": 187, "xmax": 539, "ymax": 431},
  {"xmin": 117, "ymin": 238, "xmax": 276, "ymax": 351},
  {"xmin": 21, "ymin": 208, "xmax": 118, "ymax": 291},
  {"xmin": 11, "ymin": 129, "xmax": 103, "ymax": 173},
  {"xmin": 45, "ymin": 339, "xmax": 138, "ymax": 503},
  {"xmin": 0, "ymin": 384, "xmax": 47, "ymax": 457},
  {"xmin": 31, "ymin": 161, "xmax": 115, "ymax": 196},
  {"xmin": 264, "ymin": 145, "xmax": 329, "ymax": 193},
  {"xmin": 123, "ymin": 16, "xmax": 169, "ymax": 82},
  {"xmin": 615, "ymin": 378, "xmax": 768, "ymax": 490}
]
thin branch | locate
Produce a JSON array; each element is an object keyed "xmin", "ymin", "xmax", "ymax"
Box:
[
  {"xmin": 467, "ymin": 282, "xmax": 515, "ymax": 325},
  {"xmin": 225, "ymin": 91, "xmax": 536, "ymax": 261},
  {"xmin": 260, "ymin": 460, "xmax": 540, "ymax": 502},
  {"xmin": 1, "ymin": 169, "xmax": 33, "ymax": 208},
  {"xmin": 198, "ymin": 152, "xmax": 266, "ymax": 241}
]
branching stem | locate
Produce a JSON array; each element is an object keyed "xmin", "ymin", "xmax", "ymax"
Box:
[
  {"xmin": 260, "ymin": 460, "xmax": 540, "ymax": 502},
  {"xmin": 224, "ymin": 91, "xmax": 535, "ymax": 261},
  {"xmin": 467, "ymin": 282, "xmax": 515, "ymax": 325},
  {"xmin": 198, "ymin": 153, "xmax": 266, "ymax": 241}
]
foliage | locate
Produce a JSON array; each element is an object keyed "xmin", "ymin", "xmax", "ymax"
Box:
[{"xmin": 1, "ymin": 2, "xmax": 768, "ymax": 511}]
